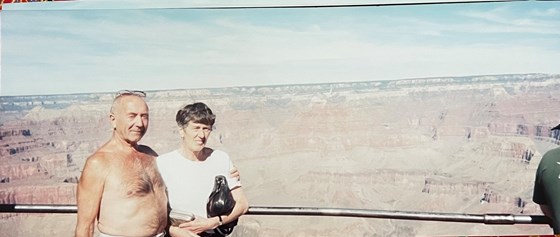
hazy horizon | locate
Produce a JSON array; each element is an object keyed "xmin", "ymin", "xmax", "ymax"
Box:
[{"xmin": 0, "ymin": 72, "xmax": 554, "ymax": 98}]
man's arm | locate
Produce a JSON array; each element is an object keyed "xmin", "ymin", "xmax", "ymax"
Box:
[
  {"xmin": 230, "ymin": 166, "xmax": 240, "ymax": 181},
  {"xmin": 168, "ymin": 226, "xmax": 199, "ymax": 237},
  {"xmin": 540, "ymin": 204, "xmax": 554, "ymax": 220},
  {"xmin": 220, "ymin": 187, "xmax": 249, "ymax": 225},
  {"xmin": 75, "ymin": 155, "xmax": 108, "ymax": 237}
]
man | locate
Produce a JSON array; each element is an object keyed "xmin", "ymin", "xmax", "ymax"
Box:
[
  {"xmin": 75, "ymin": 90, "xmax": 168, "ymax": 237},
  {"xmin": 533, "ymin": 125, "xmax": 560, "ymax": 234}
]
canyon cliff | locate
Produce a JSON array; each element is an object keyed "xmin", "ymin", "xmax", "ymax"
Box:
[{"xmin": 1, "ymin": 74, "xmax": 559, "ymax": 236}]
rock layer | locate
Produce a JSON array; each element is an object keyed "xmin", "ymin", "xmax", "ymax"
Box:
[{"xmin": 1, "ymin": 74, "xmax": 559, "ymax": 236}]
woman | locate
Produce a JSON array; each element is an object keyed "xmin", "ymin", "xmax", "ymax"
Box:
[{"xmin": 157, "ymin": 102, "xmax": 249, "ymax": 237}]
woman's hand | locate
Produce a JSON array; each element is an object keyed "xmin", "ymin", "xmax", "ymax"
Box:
[
  {"xmin": 169, "ymin": 225, "xmax": 199, "ymax": 237},
  {"xmin": 178, "ymin": 216, "xmax": 220, "ymax": 234},
  {"xmin": 230, "ymin": 166, "xmax": 240, "ymax": 181}
]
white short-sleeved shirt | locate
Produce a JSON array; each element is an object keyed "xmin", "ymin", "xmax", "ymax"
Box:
[{"xmin": 157, "ymin": 149, "xmax": 241, "ymax": 217}]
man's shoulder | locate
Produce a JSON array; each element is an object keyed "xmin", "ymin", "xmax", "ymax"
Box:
[
  {"xmin": 82, "ymin": 149, "xmax": 114, "ymax": 174},
  {"xmin": 543, "ymin": 147, "xmax": 560, "ymax": 160},
  {"xmin": 87, "ymin": 147, "xmax": 111, "ymax": 161},
  {"xmin": 86, "ymin": 149, "xmax": 111, "ymax": 166},
  {"xmin": 538, "ymin": 147, "xmax": 560, "ymax": 168},
  {"xmin": 138, "ymin": 144, "xmax": 158, "ymax": 157}
]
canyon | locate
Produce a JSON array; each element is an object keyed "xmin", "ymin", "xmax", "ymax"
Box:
[{"xmin": 1, "ymin": 73, "xmax": 559, "ymax": 236}]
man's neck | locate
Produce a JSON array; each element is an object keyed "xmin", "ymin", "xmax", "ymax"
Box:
[{"xmin": 111, "ymin": 134, "xmax": 139, "ymax": 152}]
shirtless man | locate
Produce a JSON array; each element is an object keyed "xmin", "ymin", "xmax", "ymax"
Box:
[{"xmin": 75, "ymin": 90, "xmax": 167, "ymax": 237}]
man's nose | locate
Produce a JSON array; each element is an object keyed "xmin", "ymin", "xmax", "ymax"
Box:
[{"xmin": 134, "ymin": 115, "xmax": 145, "ymax": 127}]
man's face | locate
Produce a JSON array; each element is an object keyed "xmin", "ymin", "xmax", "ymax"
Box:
[
  {"xmin": 180, "ymin": 121, "xmax": 212, "ymax": 152},
  {"xmin": 111, "ymin": 96, "xmax": 149, "ymax": 145}
]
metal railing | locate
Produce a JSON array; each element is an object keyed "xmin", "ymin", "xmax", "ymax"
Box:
[{"xmin": 0, "ymin": 204, "xmax": 551, "ymax": 225}]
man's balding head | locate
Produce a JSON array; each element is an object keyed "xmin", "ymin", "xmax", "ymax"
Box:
[{"xmin": 109, "ymin": 90, "xmax": 149, "ymax": 145}]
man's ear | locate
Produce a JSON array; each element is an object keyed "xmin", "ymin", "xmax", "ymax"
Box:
[{"xmin": 109, "ymin": 113, "xmax": 117, "ymax": 130}]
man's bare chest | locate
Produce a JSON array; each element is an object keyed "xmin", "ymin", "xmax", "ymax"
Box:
[{"xmin": 106, "ymin": 157, "xmax": 165, "ymax": 197}]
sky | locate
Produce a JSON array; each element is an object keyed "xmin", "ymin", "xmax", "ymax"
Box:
[{"xmin": 1, "ymin": 0, "xmax": 560, "ymax": 96}]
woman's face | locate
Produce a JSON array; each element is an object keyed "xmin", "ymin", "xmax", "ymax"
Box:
[{"xmin": 179, "ymin": 121, "xmax": 212, "ymax": 152}]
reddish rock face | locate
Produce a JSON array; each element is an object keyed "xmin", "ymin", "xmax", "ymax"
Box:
[{"xmin": 1, "ymin": 74, "xmax": 559, "ymax": 236}]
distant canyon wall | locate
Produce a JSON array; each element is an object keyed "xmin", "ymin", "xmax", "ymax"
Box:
[{"xmin": 1, "ymin": 74, "xmax": 559, "ymax": 236}]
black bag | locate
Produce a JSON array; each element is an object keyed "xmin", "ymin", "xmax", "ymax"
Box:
[{"xmin": 207, "ymin": 175, "xmax": 238, "ymax": 236}]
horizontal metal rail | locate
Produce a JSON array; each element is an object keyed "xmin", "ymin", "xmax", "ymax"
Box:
[
  {"xmin": 247, "ymin": 206, "xmax": 552, "ymax": 225},
  {"xmin": 0, "ymin": 204, "xmax": 77, "ymax": 214},
  {"xmin": 0, "ymin": 204, "xmax": 551, "ymax": 225}
]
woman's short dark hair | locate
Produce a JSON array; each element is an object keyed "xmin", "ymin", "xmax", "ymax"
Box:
[{"xmin": 176, "ymin": 102, "xmax": 216, "ymax": 127}]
